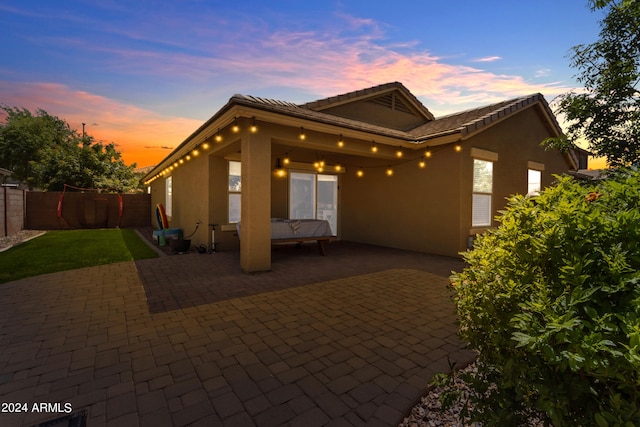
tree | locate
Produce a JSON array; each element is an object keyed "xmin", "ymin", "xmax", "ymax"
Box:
[
  {"xmin": 0, "ymin": 107, "xmax": 71, "ymax": 189},
  {"xmin": 0, "ymin": 106, "xmax": 141, "ymax": 192},
  {"xmin": 547, "ymin": 0, "xmax": 640, "ymax": 167}
]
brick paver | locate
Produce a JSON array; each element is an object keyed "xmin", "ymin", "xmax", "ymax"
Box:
[{"xmin": 0, "ymin": 241, "xmax": 475, "ymax": 426}]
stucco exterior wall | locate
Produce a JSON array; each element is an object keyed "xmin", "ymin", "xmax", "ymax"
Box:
[
  {"xmin": 340, "ymin": 147, "xmax": 463, "ymax": 257},
  {"xmin": 149, "ymin": 178, "xmax": 165, "ymax": 227},
  {"xmin": 144, "ymin": 100, "xmax": 572, "ymax": 260},
  {"xmin": 458, "ymin": 105, "xmax": 572, "ymax": 250},
  {"xmin": 150, "ymin": 151, "xmax": 209, "ymax": 246},
  {"xmin": 174, "ymin": 152, "xmax": 209, "ymax": 246}
]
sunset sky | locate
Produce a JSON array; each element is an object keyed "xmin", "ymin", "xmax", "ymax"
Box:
[{"xmin": 1, "ymin": 1, "xmax": 606, "ymax": 168}]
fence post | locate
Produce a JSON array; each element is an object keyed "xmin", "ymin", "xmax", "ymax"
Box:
[{"xmin": 3, "ymin": 186, "xmax": 7, "ymax": 237}]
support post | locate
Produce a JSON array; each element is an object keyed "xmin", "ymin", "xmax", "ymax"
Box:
[{"xmin": 240, "ymin": 126, "xmax": 272, "ymax": 273}]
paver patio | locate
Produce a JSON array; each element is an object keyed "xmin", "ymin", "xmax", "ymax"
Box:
[{"xmin": 0, "ymin": 241, "xmax": 475, "ymax": 426}]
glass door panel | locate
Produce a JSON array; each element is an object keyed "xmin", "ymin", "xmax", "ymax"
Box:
[
  {"xmin": 317, "ymin": 174, "xmax": 337, "ymax": 234},
  {"xmin": 289, "ymin": 172, "xmax": 316, "ymax": 219}
]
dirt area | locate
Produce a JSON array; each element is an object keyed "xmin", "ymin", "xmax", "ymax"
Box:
[{"xmin": 0, "ymin": 230, "xmax": 46, "ymax": 252}]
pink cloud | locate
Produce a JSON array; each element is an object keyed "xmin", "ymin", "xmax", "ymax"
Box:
[
  {"xmin": 0, "ymin": 81, "xmax": 201, "ymax": 167},
  {"xmin": 101, "ymin": 23, "xmax": 569, "ymax": 113},
  {"xmin": 42, "ymin": 8, "xmax": 568, "ymax": 111}
]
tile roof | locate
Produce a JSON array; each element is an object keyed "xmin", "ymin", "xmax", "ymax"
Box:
[
  {"xmin": 232, "ymin": 88, "xmax": 560, "ymax": 144},
  {"xmin": 409, "ymin": 93, "xmax": 561, "ymax": 142},
  {"xmin": 142, "ymin": 84, "xmax": 565, "ymax": 181},
  {"xmin": 301, "ymin": 82, "xmax": 435, "ymax": 121},
  {"xmin": 230, "ymin": 93, "xmax": 412, "ymax": 139}
]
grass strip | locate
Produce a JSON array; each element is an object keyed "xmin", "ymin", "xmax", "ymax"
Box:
[
  {"xmin": 0, "ymin": 228, "xmax": 158, "ymax": 284},
  {"xmin": 120, "ymin": 228, "xmax": 158, "ymax": 260}
]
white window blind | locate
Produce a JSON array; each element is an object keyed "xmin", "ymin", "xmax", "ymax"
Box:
[{"xmin": 472, "ymin": 159, "xmax": 493, "ymax": 227}]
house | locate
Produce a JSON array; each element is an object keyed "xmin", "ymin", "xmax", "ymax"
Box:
[
  {"xmin": 142, "ymin": 82, "xmax": 580, "ymax": 273},
  {"xmin": 0, "ymin": 167, "xmax": 22, "ymax": 189}
]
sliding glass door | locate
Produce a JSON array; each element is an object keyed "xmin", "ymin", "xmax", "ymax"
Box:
[{"xmin": 289, "ymin": 172, "xmax": 338, "ymax": 234}]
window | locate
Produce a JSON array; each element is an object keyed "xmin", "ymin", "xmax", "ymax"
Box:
[
  {"xmin": 290, "ymin": 172, "xmax": 338, "ymax": 234},
  {"xmin": 165, "ymin": 176, "xmax": 172, "ymax": 217},
  {"xmin": 472, "ymin": 159, "xmax": 493, "ymax": 227},
  {"xmin": 228, "ymin": 161, "xmax": 241, "ymax": 223},
  {"xmin": 527, "ymin": 169, "xmax": 542, "ymax": 196}
]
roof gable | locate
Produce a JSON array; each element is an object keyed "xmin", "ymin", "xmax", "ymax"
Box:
[
  {"xmin": 301, "ymin": 82, "xmax": 434, "ymax": 131},
  {"xmin": 409, "ymin": 93, "xmax": 563, "ymax": 143}
]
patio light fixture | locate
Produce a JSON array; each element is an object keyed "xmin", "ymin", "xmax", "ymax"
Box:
[
  {"xmin": 250, "ymin": 117, "xmax": 258, "ymax": 133},
  {"xmin": 232, "ymin": 117, "xmax": 240, "ymax": 133},
  {"xmin": 215, "ymin": 128, "xmax": 223, "ymax": 142},
  {"xmin": 371, "ymin": 141, "xmax": 378, "ymax": 153},
  {"xmin": 337, "ymin": 134, "xmax": 344, "ymax": 148},
  {"xmin": 274, "ymin": 158, "xmax": 287, "ymax": 178},
  {"xmin": 299, "ymin": 127, "xmax": 306, "ymax": 140}
]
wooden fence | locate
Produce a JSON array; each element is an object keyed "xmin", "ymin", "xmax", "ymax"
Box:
[{"xmin": 26, "ymin": 192, "xmax": 151, "ymax": 230}]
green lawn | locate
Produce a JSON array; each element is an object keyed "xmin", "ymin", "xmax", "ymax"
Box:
[{"xmin": 0, "ymin": 228, "xmax": 158, "ymax": 284}]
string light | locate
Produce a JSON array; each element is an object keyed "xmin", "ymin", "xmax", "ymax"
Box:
[
  {"xmin": 274, "ymin": 158, "xmax": 287, "ymax": 178},
  {"xmin": 425, "ymin": 149, "xmax": 432, "ymax": 158},
  {"xmin": 215, "ymin": 128, "xmax": 223, "ymax": 143},
  {"xmin": 396, "ymin": 146, "xmax": 403, "ymax": 158},
  {"xmin": 299, "ymin": 127, "xmax": 306, "ymax": 140},
  {"xmin": 455, "ymin": 143, "xmax": 462, "ymax": 152},
  {"xmin": 202, "ymin": 142, "xmax": 210, "ymax": 150},
  {"xmin": 250, "ymin": 117, "xmax": 258, "ymax": 133},
  {"xmin": 192, "ymin": 149, "xmax": 200, "ymax": 156},
  {"xmin": 283, "ymin": 155, "xmax": 290, "ymax": 165},
  {"xmin": 232, "ymin": 118, "xmax": 240, "ymax": 133},
  {"xmin": 357, "ymin": 168, "xmax": 364, "ymax": 177},
  {"xmin": 334, "ymin": 164, "xmax": 342, "ymax": 172},
  {"xmin": 337, "ymin": 134, "xmax": 344, "ymax": 148},
  {"xmin": 386, "ymin": 166, "xmax": 393, "ymax": 176},
  {"xmin": 371, "ymin": 141, "xmax": 378, "ymax": 153},
  {"xmin": 419, "ymin": 157, "xmax": 426, "ymax": 168}
]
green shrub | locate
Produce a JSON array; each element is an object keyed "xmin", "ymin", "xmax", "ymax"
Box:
[{"xmin": 450, "ymin": 168, "xmax": 640, "ymax": 426}]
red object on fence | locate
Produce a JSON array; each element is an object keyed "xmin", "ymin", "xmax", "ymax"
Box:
[{"xmin": 57, "ymin": 193, "xmax": 64, "ymax": 218}]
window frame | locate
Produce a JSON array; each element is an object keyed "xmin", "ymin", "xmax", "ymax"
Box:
[
  {"xmin": 228, "ymin": 160, "xmax": 241, "ymax": 223},
  {"xmin": 289, "ymin": 171, "xmax": 339, "ymax": 235},
  {"xmin": 472, "ymin": 158, "xmax": 493, "ymax": 227},
  {"xmin": 165, "ymin": 176, "xmax": 173, "ymax": 217},
  {"xmin": 527, "ymin": 168, "xmax": 542, "ymax": 196}
]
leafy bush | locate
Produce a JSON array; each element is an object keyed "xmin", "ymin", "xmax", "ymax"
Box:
[{"xmin": 450, "ymin": 169, "xmax": 640, "ymax": 426}]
